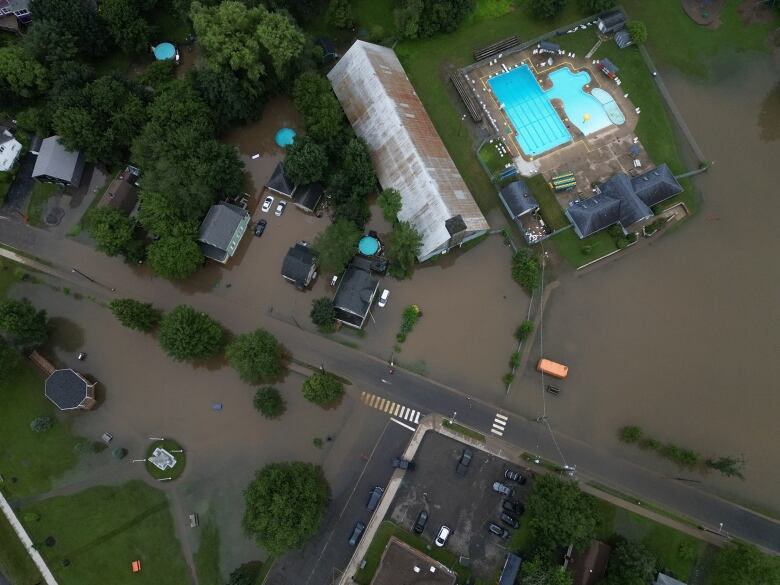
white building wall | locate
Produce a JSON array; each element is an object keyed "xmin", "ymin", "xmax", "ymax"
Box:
[{"xmin": 0, "ymin": 133, "xmax": 22, "ymax": 172}]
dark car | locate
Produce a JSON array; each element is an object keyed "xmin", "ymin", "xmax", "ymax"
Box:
[
  {"xmin": 366, "ymin": 486, "xmax": 384, "ymax": 512},
  {"xmin": 348, "ymin": 521, "xmax": 365, "ymax": 546},
  {"xmin": 504, "ymin": 468, "xmax": 527, "ymax": 484},
  {"xmin": 254, "ymin": 219, "xmax": 267, "ymax": 237},
  {"xmin": 456, "ymin": 448, "xmax": 473, "ymax": 476},
  {"xmin": 487, "ymin": 523, "xmax": 510, "ymax": 539},
  {"xmin": 502, "ymin": 499, "xmax": 525, "ymax": 516},
  {"xmin": 413, "ymin": 510, "xmax": 428, "ymax": 534},
  {"xmin": 500, "ymin": 512, "xmax": 520, "ymax": 529},
  {"xmin": 393, "ymin": 458, "xmax": 415, "ymax": 470}
]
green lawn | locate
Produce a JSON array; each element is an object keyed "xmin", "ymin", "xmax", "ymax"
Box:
[
  {"xmin": 0, "ymin": 512, "xmax": 42, "ymax": 585},
  {"xmin": 477, "ymin": 141, "xmax": 512, "ymax": 177},
  {"xmin": 26, "ymin": 182, "xmax": 57, "ymax": 227},
  {"xmin": 0, "ymin": 361, "xmax": 82, "ymax": 499},
  {"xmin": 145, "ymin": 439, "xmax": 186, "ymax": 481},
  {"xmin": 0, "ymin": 258, "xmax": 23, "ymax": 297},
  {"xmin": 354, "ymin": 521, "xmax": 488, "ymax": 585},
  {"xmin": 194, "ymin": 517, "xmax": 221, "ymax": 585},
  {"xmin": 551, "ymin": 228, "xmax": 618, "ymax": 268},
  {"xmin": 21, "ymin": 481, "xmax": 189, "ymax": 585},
  {"xmin": 442, "ymin": 419, "xmax": 486, "ymax": 442},
  {"xmin": 352, "ymin": 0, "xmax": 395, "ymax": 33},
  {"xmin": 526, "ymin": 174, "xmax": 568, "ymax": 230}
]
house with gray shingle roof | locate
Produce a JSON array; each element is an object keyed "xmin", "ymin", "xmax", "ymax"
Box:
[
  {"xmin": 31, "ymin": 136, "xmax": 85, "ymax": 187},
  {"xmin": 197, "ymin": 202, "xmax": 250, "ymax": 263},
  {"xmin": 266, "ymin": 162, "xmax": 296, "ymax": 198},
  {"xmin": 499, "ymin": 180, "xmax": 539, "ymax": 220},
  {"xmin": 333, "ymin": 262, "xmax": 379, "ymax": 329},
  {"xmin": 281, "ymin": 242, "xmax": 317, "ymax": 289},
  {"xmin": 565, "ymin": 164, "xmax": 682, "ymax": 238}
]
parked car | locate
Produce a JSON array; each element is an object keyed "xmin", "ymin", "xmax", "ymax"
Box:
[
  {"xmin": 275, "ymin": 201, "xmax": 287, "ymax": 216},
  {"xmin": 348, "ymin": 521, "xmax": 365, "ymax": 546},
  {"xmin": 254, "ymin": 219, "xmax": 267, "ymax": 237},
  {"xmin": 492, "ymin": 482, "xmax": 514, "ymax": 497},
  {"xmin": 366, "ymin": 486, "xmax": 384, "ymax": 512},
  {"xmin": 261, "ymin": 195, "xmax": 274, "ymax": 212},
  {"xmin": 500, "ymin": 512, "xmax": 520, "ymax": 529},
  {"xmin": 502, "ymin": 499, "xmax": 525, "ymax": 516},
  {"xmin": 378, "ymin": 288, "xmax": 390, "ymax": 308},
  {"xmin": 330, "ymin": 275, "xmax": 338, "ymax": 287},
  {"xmin": 487, "ymin": 523, "xmax": 510, "ymax": 539},
  {"xmin": 504, "ymin": 468, "xmax": 527, "ymax": 484},
  {"xmin": 392, "ymin": 457, "xmax": 415, "ymax": 470},
  {"xmin": 434, "ymin": 525, "xmax": 451, "ymax": 547},
  {"xmin": 456, "ymin": 448, "xmax": 473, "ymax": 477},
  {"xmin": 413, "ymin": 510, "xmax": 428, "ymax": 534}
]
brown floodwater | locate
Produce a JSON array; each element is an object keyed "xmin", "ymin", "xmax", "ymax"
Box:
[{"xmin": 513, "ymin": 56, "xmax": 780, "ymax": 510}]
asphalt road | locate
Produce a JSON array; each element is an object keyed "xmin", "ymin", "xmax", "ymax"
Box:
[{"xmin": 1, "ymin": 219, "xmax": 779, "ymax": 554}]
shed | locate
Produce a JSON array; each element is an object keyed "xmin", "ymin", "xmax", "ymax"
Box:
[
  {"xmin": 98, "ymin": 165, "xmax": 140, "ymax": 215},
  {"xmin": 599, "ymin": 58, "xmax": 619, "ymax": 79},
  {"xmin": 31, "ymin": 136, "xmax": 85, "ymax": 187},
  {"xmin": 499, "ymin": 180, "xmax": 539, "ymax": 219},
  {"xmin": 0, "ymin": 125, "xmax": 22, "ymax": 172},
  {"xmin": 333, "ymin": 262, "xmax": 379, "ymax": 329},
  {"xmin": 45, "ymin": 369, "xmax": 96, "ymax": 411},
  {"xmin": 281, "ymin": 242, "xmax": 317, "ymax": 289},
  {"xmin": 567, "ymin": 541, "xmax": 611, "ymax": 585},
  {"xmin": 597, "ymin": 11, "xmax": 626, "ymax": 34},
  {"xmin": 197, "ymin": 202, "xmax": 250, "ymax": 263},
  {"xmin": 499, "ymin": 553, "xmax": 522, "ymax": 585},
  {"xmin": 614, "ymin": 29, "xmax": 633, "ymax": 49},
  {"xmin": 293, "ymin": 182, "xmax": 323, "ymax": 213},
  {"xmin": 539, "ymin": 40, "xmax": 561, "ymax": 54},
  {"xmin": 266, "ymin": 162, "xmax": 297, "ymax": 198}
]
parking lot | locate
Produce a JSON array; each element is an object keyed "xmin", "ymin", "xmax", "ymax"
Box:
[{"xmin": 388, "ymin": 432, "xmax": 533, "ymax": 580}]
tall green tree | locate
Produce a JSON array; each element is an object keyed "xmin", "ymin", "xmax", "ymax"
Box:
[
  {"xmin": 147, "ymin": 236, "xmax": 204, "ymax": 281},
  {"xmin": 30, "ymin": 0, "xmax": 109, "ymax": 56},
  {"xmin": 326, "ymin": 0, "xmax": 353, "ymax": 28},
  {"xmin": 190, "ymin": 68, "xmax": 263, "ymax": 133},
  {"xmin": 226, "ymin": 329, "xmax": 284, "ymax": 384},
  {"xmin": 521, "ymin": 557, "xmax": 573, "ymax": 585},
  {"xmin": 387, "ymin": 221, "xmax": 422, "ymax": 279},
  {"xmin": 109, "ymin": 298, "xmax": 161, "ymax": 332},
  {"xmin": 526, "ymin": 475, "xmax": 598, "ymax": 558},
  {"xmin": 710, "ymin": 542, "xmax": 780, "ymax": 585},
  {"xmin": 256, "ymin": 11, "xmax": 306, "ymax": 79},
  {"xmin": 85, "ymin": 207, "xmax": 136, "ymax": 257},
  {"xmin": 528, "ymin": 0, "xmax": 567, "ymax": 19},
  {"xmin": 377, "ymin": 188, "xmax": 402, "ymax": 223},
  {"xmin": 511, "ymin": 248, "xmax": 540, "ymax": 292},
  {"xmin": 313, "ymin": 220, "xmax": 361, "ymax": 274},
  {"xmin": 0, "ymin": 46, "xmax": 48, "ymax": 100},
  {"xmin": 293, "ymin": 71, "xmax": 348, "ymax": 153},
  {"xmin": 54, "ymin": 75, "xmax": 147, "ymax": 165},
  {"xmin": 627, "ymin": 21, "xmax": 648, "ymax": 44},
  {"xmin": 23, "ymin": 21, "xmax": 78, "ymax": 71},
  {"xmin": 394, "ymin": 0, "xmax": 474, "ymax": 39},
  {"xmin": 0, "ymin": 299, "xmax": 48, "ymax": 349},
  {"xmin": 579, "ymin": 0, "xmax": 615, "ymax": 13},
  {"xmin": 243, "ymin": 462, "xmax": 330, "ymax": 555},
  {"xmin": 158, "ymin": 305, "xmax": 224, "ymax": 361},
  {"xmin": 283, "ymin": 136, "xmax": 327, "ymax": 185},
  {"xmin": 101, "ymin": 0, "xmax": 157, "ymax": 53},
  {"xmin": 302, "ymin": 372, "xmax": 344, "ymax": 406},
  {"xmin": 603, "ymin": 538, "xmax": 656, "ymax": 585},
  {"xmin": 310, "ymin": 297, "xmax": 337, "ymax": 333}
]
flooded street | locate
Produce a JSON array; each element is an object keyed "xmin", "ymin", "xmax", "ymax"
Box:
[{"xmin": 515, "ymin": 56, "xmax": 780, "ymax": 510}]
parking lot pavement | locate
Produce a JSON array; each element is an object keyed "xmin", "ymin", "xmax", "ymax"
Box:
[
  {"xmin": 388, "ymin": 432, "xmax": 533, "ymax": 580},
  {"xmin": 266, "ymin": 414, "xmax": 414, "ymax": 585}
]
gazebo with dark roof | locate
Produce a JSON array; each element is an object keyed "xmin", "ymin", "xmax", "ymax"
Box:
[{"xmin": 45, "ymin": 369, "xmax": 96, "ymax": 411}]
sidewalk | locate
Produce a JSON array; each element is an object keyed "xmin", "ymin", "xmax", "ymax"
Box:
[{"xmin": 0, "ymin": 491, "xmax": 58, "ymax": 585}]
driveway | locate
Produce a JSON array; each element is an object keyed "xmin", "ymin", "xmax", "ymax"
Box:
[{"xmin": 0, "ymin": 152, "xmax": 35, "ymax": 219}]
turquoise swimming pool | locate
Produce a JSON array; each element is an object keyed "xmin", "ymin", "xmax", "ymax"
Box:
[{"xmin": 488, "ymin": 64, "xmax": 624, "ymax": 157}]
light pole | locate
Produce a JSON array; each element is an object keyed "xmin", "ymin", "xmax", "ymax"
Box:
[{"xmin": 450, "ymin": 411, "xmax": 457, "ymax": 425}]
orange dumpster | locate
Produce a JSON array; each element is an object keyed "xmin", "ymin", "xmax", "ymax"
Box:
[{"xmin": 537, "ymin": 359, "xmax": 568, "ymax": 379}]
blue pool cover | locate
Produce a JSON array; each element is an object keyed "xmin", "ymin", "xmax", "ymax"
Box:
[
  {"xmin": 358, "ymin": 236, "xmax": 380, "ymax": 256},
  {"xmin": 489, "ymin": 65, "xmax": 571, "ymax": 156},
  {"xmin": 153, "ymin": 42, "xmax": 176, "ymax": 61},
  {"xmin": 275, "ymin": 128, "xmax": 296, "ymax": 147}
]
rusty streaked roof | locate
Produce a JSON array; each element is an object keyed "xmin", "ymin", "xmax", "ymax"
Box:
[{"xmin": 328, "ymin": 41, "xmax": 489, "ymax": 261}]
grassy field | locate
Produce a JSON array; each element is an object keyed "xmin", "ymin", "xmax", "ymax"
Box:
[
  {"xmin": 0, "ymin": 512, "xmax": 42, "ymax": 585},
  {"xmin": 526, "ymin": 175, "xmax": 567, "ymax": 230},
  {"xmin": 21, "ymin": 481, "xmax": 189, "ymax": 585},
  {"xmin": 194, "ymin": 517, "xmax": 221, "ymax": 585},
  {"xmin": 352, "ymin": 0, "xmax": 395, "ymax": 33},
  {"xmin": 26, "ymin": 182, "xmax": 57, "ymax": 227},
  {"xmin": 442, "ymin": 419, "xmax": 485, "ymax": 442},
  {"xmin": 477, "ymin": 141, "xmax": 512, "ymax": 177},
  {"xmin": 551, "ymin": 228, "xmax": 618, "ymax": 268},
  {"xmin": 0, "ymin": 361, "xmax": 82, "ymax": 499}
]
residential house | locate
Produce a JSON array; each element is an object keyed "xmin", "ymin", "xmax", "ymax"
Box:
[
  {"xmin": 597, "ymin": 11, "xmax": 626, "ymax": 34},
  {"xmin": 564, "ymin": 164, "xmax": 683, "ymax": 238},
  {"xmin": 98, "ymin": 165, "xmax": 140, "ymax": 215},
  {"xmin": 564, "ymin": 541, "xmax": 611, "ymax": 585},
  {"xmin": 293, "ymin": 182, "xmax": 323, "ymax": 213},
  {"xmin": 333, "ymin": 261, "xmax": 379, "ymax": 329},
  {"xmin": 0, "ymin": 125, "xmax": 22, "ymax": 172},
  {"xmin": 328, "ymin": 40, "xmax": 489, "ymax": 261},
  {"xmin": 266, "ymin": 162, "xmax": 296, "ymax": 199},
  {"xmin": 197, "ymin": 202, "xmax": 250, "ymax": 263},
  {"xmin": 0, "ymin": 0, "xmax": 31, "ymax": 33},
  {"xmin": 281, "ymin": 242, "xmax": 317, "ymax": 289},
  {"xmin": 31, "ymin": 136, "xmax": 85, "ymax": 187},
  {"xmin": 655, "ymin": 574, "xmax": 687, "ymax": 585},
  {"xmin": 45, "ymin": 369, "xmax": 97, "ymax": 411}
]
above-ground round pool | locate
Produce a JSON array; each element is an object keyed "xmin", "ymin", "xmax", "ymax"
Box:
[
  {"xmin": 358, "ymin": 236, "xmax": 380, "ymax": 256},
  {"xmin": 153, "ymin": 42, "xmax": 176, "ymax": 61},
  {"xmin": 275, "ymin": 128, "xmax": 296, "ymax": 147}
]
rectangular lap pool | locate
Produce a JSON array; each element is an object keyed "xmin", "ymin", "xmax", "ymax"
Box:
[{"xmin": 488, "ymin": 65, "xmax": 571, "ymax": 157}]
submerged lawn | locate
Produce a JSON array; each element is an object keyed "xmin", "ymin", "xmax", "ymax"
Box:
[
  {"xmin": 194, "ymin": 517, "xmax": 221, "ymax": 585},
  {"xmin": 0, "ymin": 512, "xmax": 42, "ymax": 585},
  {"xmin": 21, "ymin": 481, "xmax": 189, "ymax": 585}
]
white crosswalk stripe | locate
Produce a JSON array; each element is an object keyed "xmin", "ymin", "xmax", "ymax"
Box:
[
  {"xmin": 492, "ymin": 412, "xmax": 508, "ymax": 436},
  {"xmin": 361, "ymin": 392, "xmax": 421, "ymax": 424}
]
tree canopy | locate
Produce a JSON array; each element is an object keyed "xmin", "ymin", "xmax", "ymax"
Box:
[
  {"xmin": 302, "ymin": 372, "xmax": 344, "ymax": 406},
  {"xmin": 253, "ymin": 387, "xmax": 285, "ymax": 418},
  {"xmin": 190, "ymin": 68, "xmax": 263, "ymax": 133},
  {"xmin": 0, "ymin": 299, "xmax": 48, "ymax": 349},
  {"xmin": 394, "ymin": 0, "xmax": 474, "ymax": 39},
  {"xmin": 580, "ymin": 0, "xmax": 615, "ymax": 12},
  {"xmin": 256, "ymin": 11, "xmax": 306, "ymax": 79},
  {"xmin": 85, "ymin": 207, "xmax": 137, "ymax": 257},
  {"xmin": 0, "ymin": 46, "xmax": 48, "ymax": 102},
  {"xmin": 526, "ymin": 475, "xmax": 598, "ymax": 557},
  {"xmin": 146, "ymin": 237, "xmax": 204, "ymax": 281},
  {"xmin": 109, "ymin": 298, "xmax": 161, "ymax": 332},
  {"xmin": 521, "ymin": 557, "xmax": 573, "ymax": 585},
  {"xmin": 30, "ymin": 0, "xmax": 110, "ymax": 57},
  {"xmin": 242, "ymin": 462, "xmax": 330, "ymax": 555},
  {"xmin": 511, "ymin": 248, "xmax": 541, "ymax": 292},
  {"xmin": 313, "ymin": 220, "xmax": 361, "ymax": 274},
  {"xmin": 387, "ymin": 221, "xmax": 422, "ymax": 279},
  {"xmin": 603, "ymin": 538, "xmax": 656, "ymax": 585},
  {"xmin": 158, "ymin": 305, "xmax": 224, "ymax": 361},
  {"xmin": 326, "ymin": 0, "xmax": 353, "ymax": 28},
  {"xmin": 377, "ymin": 188, "xmax": 402, "ymax": 223},
  {"xmin": 310, "ymin": 297, "xmax": 337, "ymax": 333},
  {"xmin": 710, "ymin": 542, "xmax": 780, "ymax": 585},
  {"xmin": 100, "ymin": 0, "xmax": 157, "ymax": 53},
  {"xmin": 527, "ymin": 0, "xmax": 567, "ymax": 20},
  {"xmin": 225, "ymin": 329, "xmax": 284, "ymax": 384},
  {"xmin": 627, "ymin": 21, "xmax": 648, "ymax": 44},
  {"xmin": 284, "ymin": 136, "xmax": 328, "ymax": 185},
  {"xmin": 293, "ymin": 71, "xmax": 349, "ymax": 154}
]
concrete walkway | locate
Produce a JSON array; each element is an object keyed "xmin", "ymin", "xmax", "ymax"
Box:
[{"xmin": 0, "ymin": 491, "xmax": 59, "ymax": 585}]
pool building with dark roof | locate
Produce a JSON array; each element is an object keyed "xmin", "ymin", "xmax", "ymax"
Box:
[
  {"xmin": 564, "ymin": 164, "xmax": 683, "ymax": 238},
  {"xmin": 45, "ymin": 369, "xmax": 96, "ymax": 411},
  {"xmin": 197, "ymin": 202, "xmax": 250, "ymax": 263}
]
